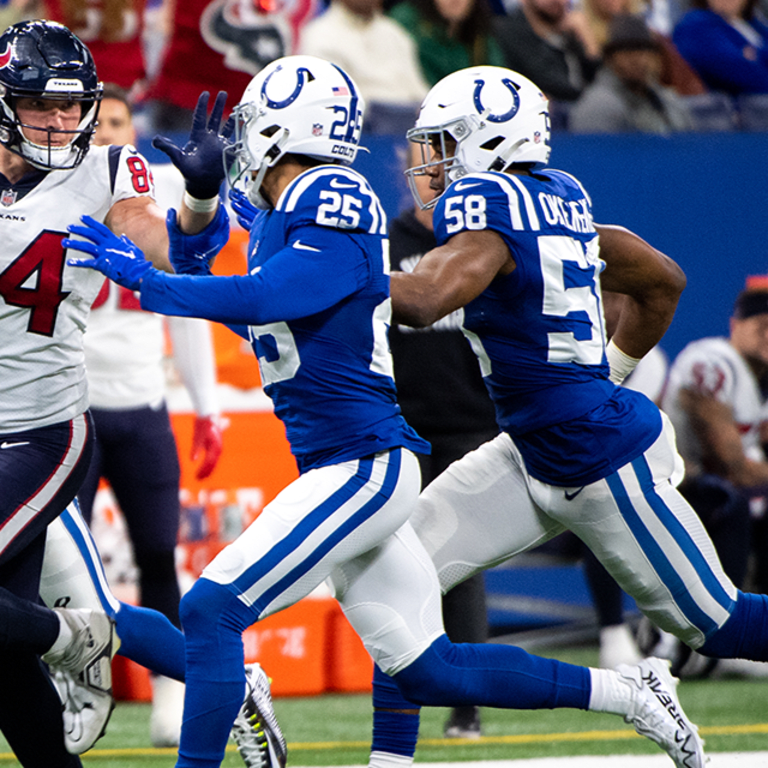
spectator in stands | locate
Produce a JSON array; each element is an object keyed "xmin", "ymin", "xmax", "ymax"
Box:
[
  {"xmin": 673, "ymin": 0, "xmax": 768, "ymax": 95},
  {"xmin": 143, "ymin": 0, "xmax": 319, "ymax": 132},
  {"xmin": 388, "ymin": 144, "xmax": 498, "ymax": 738},
  {"xmin": 44, "ymin": 0, "xmax": 149, "ymax": 98},
  {"xmin": 579, "ymin": 0, "xmax": 706, "ymax": 94},
  {"xmin": 491, "ymin": 0, "xmax": 601, "ymax": 129},
  {"xmin": 299, "ymin": 0, "xmax": 429, "ymax": 127},
  {"xmin": 388, "ymin": 0, "xmax": 505, "ymax": 87},
  {"xmin": 570, "ymin": 13, "xmax": 694, "ymax": 133}
]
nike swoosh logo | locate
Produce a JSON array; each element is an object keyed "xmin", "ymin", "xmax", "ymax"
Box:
[
  {"xmin": 454, "ymin": 180, "xmax": 482, "ymax": 191},
  {"xmin": 1, "ymin": 441, "xmax": 30, "ymax": 449},
  {"xmin": 564, "ymin": 487, "xmax": 584, "ymax": 501},
  {"xmin": 293, "ymin": 240, "xmax": 321, "ymax": 252},
  {"xmin": 329, "ymin": 178, "xmax": 357, "ymax": 189}
]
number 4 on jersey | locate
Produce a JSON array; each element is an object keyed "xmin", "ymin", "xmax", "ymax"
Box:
[{"xmin": 0, "ymin": 230, "xmax": 70, "ymax": 336}]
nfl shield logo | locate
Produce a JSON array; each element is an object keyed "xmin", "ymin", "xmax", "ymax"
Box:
[
  {"xmin": 312, "ymin": 123, "xmax": 323, "ymax": 136},
  {"xmin": 1, "ymin": 188, "xmax": 16, "ymax": 207}
]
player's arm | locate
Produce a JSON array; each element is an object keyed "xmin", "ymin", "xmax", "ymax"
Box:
[
  {"xmin": 679, "ymin": 388, "xmax": 768, "ymax": 488},
  {"xmin": 390, "ymin": 229, "xmax": 513, "ymax": 327},
  {"xmin": 153, "ymin": 91, "xmax": 230, "ymax": 236},
  {"xmin": 105, "ymin": 196, "xmax": 172, "ymax": 272},
  {"xmin": 597, "ymin": 224, "xmax": 686, "ymax": 359}
]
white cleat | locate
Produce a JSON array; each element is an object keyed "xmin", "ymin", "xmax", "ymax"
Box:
[
  {"xmin": 618, "ymin": 656, "xmax": 706, "ymax": 768},
  {"xmin": 231, "ymin": 663, "xmax": 287, "ymax": 768},
  {"xmin": 43, "ymin": 608, "xmax": 118, "ymax": 755}
]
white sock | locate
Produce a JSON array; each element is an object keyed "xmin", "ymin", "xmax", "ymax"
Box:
[
  {"xmin": 369, "ymin": 751, "xmax": 414, "ymax": 768},
  {"xmin": 45, "ymin": 612, "xmax": 73, "ymax": 658},
  {"xmin": 588, "ymin": 667, "xmax": 633, "ymax": 716}
]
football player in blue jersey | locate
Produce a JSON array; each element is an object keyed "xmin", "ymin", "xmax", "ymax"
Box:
[
  {"xmin": 66, "ymin": 56, "xmax": 706, "ymax": 768},
  {"xmin": 360, "ymin": 65, "xmax": 768, "ymax": 768}
]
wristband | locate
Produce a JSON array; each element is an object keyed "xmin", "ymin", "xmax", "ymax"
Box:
[
  {"xmin": 183, "ymin": 191, "xmax": 219, "ymax": 213},
  {"xmin": 606, "ymin": 339, "xmax": 641, "ymax": 385}
]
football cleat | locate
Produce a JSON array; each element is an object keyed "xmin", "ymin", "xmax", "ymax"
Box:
[
  {"xmin": 231, "ymin": 663, "xmax": 287, "ymax": 768},
  {"xmin": 43, "ymin": 608, "xmax": 118, "ymax": 754},
  {"xmin": 618, "ymin": 657, "xmax": 706, "ymax": 768}
]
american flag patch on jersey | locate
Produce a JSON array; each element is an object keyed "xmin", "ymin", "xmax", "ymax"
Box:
[{"xmin": 332, "ymin": 86, "xmax": 350, "ymax": 96}]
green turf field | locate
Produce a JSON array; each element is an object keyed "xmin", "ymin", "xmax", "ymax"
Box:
[{"xmin": 2, "ymin": 644, "xmax": 768, "ymax": 766}]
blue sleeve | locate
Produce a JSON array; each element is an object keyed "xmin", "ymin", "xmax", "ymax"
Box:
[
  {"xmin": 167, "ymin": 204, "xmax": 230, "ymax": 276},
  {"xmin": 140, "ymin": 225, "xmax": 369, "ymax": 325}
]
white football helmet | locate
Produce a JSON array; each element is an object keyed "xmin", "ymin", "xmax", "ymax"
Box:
[
  {"xmin": 224, "ymin": 55, "xmax": 365, "ymax": 209},
  {"xmin": 405, "ymin": 66, "xmax": 551, "ymax": 209}
]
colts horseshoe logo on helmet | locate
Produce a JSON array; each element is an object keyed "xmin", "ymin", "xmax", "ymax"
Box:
[{"xmin": 473, "ymin": 78, "xmax": 521, "ymax": 123}]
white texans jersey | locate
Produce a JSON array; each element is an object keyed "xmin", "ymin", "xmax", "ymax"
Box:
[
  {"xmin": 662, "ymin": 336, "xmax": 766, "ymax": 470},
  {"xmin": 0, "ymin": 144, "xmax": 154, "ymax": 432},
  {"xmin": 84, "ymin": 280, "xmax": 168, "ymax": 409},
  {"xmin": 84, "ymin": 161, "xmax": 218, "ymax": 415}
]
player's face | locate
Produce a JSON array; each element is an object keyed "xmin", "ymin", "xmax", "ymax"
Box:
[
  {"xmin": 426, "ymin": 134, "xmax": 457, "ymax": 194},
  {"xmin": 15, "ymin": 97, "xmax": 82, "ymax": 147},
  {"xmin": 731, "ymin": 313, "xmax": 768, "ymax": 366},
  {"xmin": 94, "ymin": 98, "xmax": 135, "ymax": 146}
]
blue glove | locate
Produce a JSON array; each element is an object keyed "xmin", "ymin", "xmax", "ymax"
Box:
[
  {"xmin": 152, "ymin": 91, "xmax": 233, "ymax": 200},
  {"xmin": 64, "ymin": 216, "xmax": 154, "ymax": 291},
  {"xmin": 167, "ymin": 204, "xmax": 230, "ymax": 276},
  {"xmin": 229, "ymin": 188, "xmax": 258, "ymax": 231}
]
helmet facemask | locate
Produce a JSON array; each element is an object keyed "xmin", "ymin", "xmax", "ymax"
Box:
[
  {"xmin": 224, "ymin": 100, "xmax": 290, "ymax": 209},
  {"xmin": 1, "ymin": 88, "xmax": 102, "ymax": 171},
  {"xmin": 405, "ymin": 117, "xmax": 477, "ymax": 210}
]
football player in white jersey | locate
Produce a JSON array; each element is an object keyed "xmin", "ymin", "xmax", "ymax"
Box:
[
  {"xmin": 81, "ymin": 84, "xmax": 223, "ymax": 747},
  {"xmin": 0, "ymin": 18, "xmax": 178, "ymax": 767},
  {"xmin": 66, "ymin": 55, "xmax": 706, "ymax": 768}
]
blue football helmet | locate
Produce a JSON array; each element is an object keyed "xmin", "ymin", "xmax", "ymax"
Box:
[{"xmin": 0, "ymin": 20, "xmax": 103, "ymax": 170}]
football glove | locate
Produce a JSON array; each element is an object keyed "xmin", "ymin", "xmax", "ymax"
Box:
[
  {"xmin": 191, "ymin": 415, "xmax": 225, "ymax": 480},
  {"xmin": 153, "ymin": 91, "xmax": 233, "ymax": 201},
  {"xmin": 229, "ymin": 188, "xmax": 258, "ymax": 231},
  {"xmin": 167, "ymin": 204, "xmax": 230, "ymax": 276},
  {"xmin": 65, "ymin": 216, "xmax": 154, "ymax": 291}
]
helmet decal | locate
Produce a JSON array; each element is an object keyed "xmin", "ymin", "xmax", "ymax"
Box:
[
  {"xmin": 261, "ymin": 64, "xmax": 312, "ymax": 109},
  {"xmin": 331, "ymin": 64, "xmax": 359, "ymax": 142},
  {"xmin": 472, "ymin": 77, "xmax": 520, "ymax": 123},
  {"xmin": 0, "ymin": 44, "xmax": 11, "ymax": 69}
]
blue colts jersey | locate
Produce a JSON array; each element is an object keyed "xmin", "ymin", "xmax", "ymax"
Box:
[
  {"xmin": 247, "ymin": 165, "xmax": 429, "ymax": 473},
  {"xmin": 433, "ymin": 169, "xmax": 661, "ymax": 485}
]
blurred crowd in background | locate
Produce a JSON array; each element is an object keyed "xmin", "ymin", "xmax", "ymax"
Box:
[{"xmin": 1, "ymin": 0, "xmax": 767, "ymax": 139}]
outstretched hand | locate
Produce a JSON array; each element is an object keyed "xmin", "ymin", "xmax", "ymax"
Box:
[
  {"xmin": 229, "ymin": 188, "xmax": 258, "ymax": 231},
  {"xmin": 64, "ymin": 216, "xmax": 154, "ymax": 291},
  {"xmin": 153, "ymin": 91, "xmax": 232, "ymax": 200}
]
